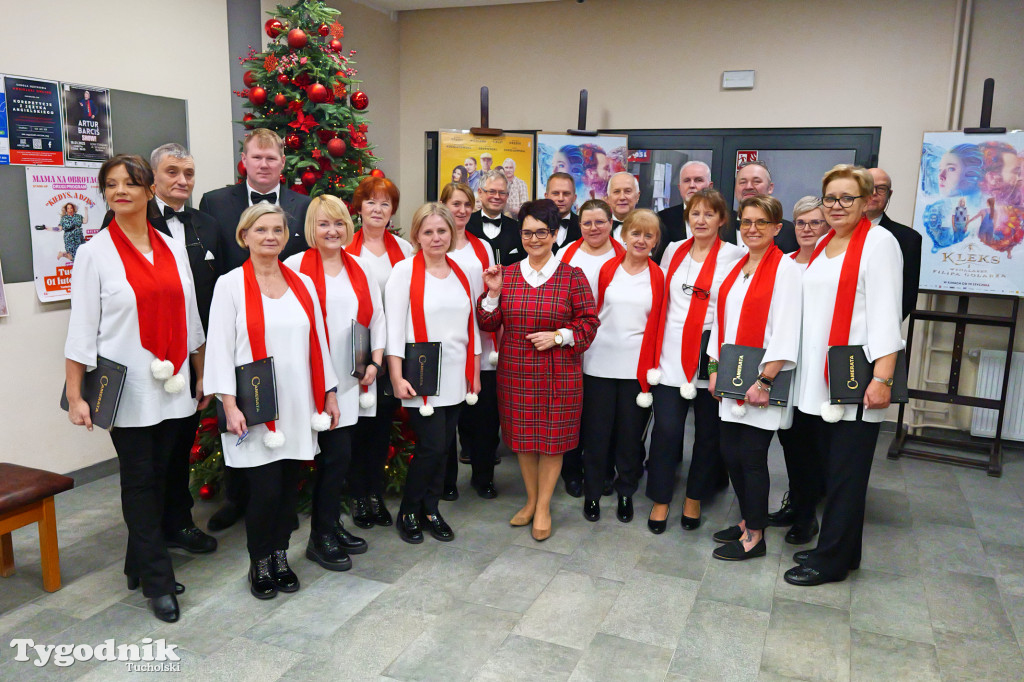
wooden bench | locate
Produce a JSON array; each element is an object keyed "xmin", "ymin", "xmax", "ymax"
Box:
[{"xmin": 0, "ymin": 463, "xmax": 75, "ymax": 592}]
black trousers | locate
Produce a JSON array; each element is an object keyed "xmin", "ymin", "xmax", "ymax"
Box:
[
  {"xmin": 445, "ymin": 371, "xmax": 499, "ymax": 490},
  {"xmin": 804, "ymin": 418, "xmax": 881, "ymax": 580},
  {"xmin": 222, "ymin": 466, "xmax": 250, "ymax": 510},
  {"xmin": 581, "ymin": 376, "xmax": 651, "ymax": 500},
  {"xmin": 776, "ymin": 409, "xmax": 826, "ymax": 526},
  {"xmin": 561, "ymin": 442, "xmax": 583, "ymax": 483},
  {"xmin": 402, "ymin": 404, "xmax": 461, "ymax": 515},
  {"xmin": 349, "ymin": 383, "xmax": 400, "ymax": 499},
  {"xmin": 109, "ymin": 416, "xmax": 192, "ymax": 598},
  {"xmin": 162, "ymin": 411, "xmax": 199, "ymax": 533},
  {"xmin": 311, "ymin": 425, "xmax": 354, "ymax": 534},
  {"xmin": 719, "ymin": 421, "xmax": 774, "ymax": 531},
  {"xmin": 645, "ymin": 384, "xmax": 723, "ymax": 504},
  {"xmin": 243, "ymin": 459, "xmax": 300, "ymax": 561}
]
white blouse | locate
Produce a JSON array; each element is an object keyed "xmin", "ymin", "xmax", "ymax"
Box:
[
  {"xmin": 796, "ymin": 227, "xmax": 904, "ymax": 423},
  {"xmin": 656, "ymin": 240, "xmax": 745, "ymax": 388},
  {"xmin": 204, "ymin": 268, "xmax": 338, "ymax": 467},
  {"xmin": 384, "ymin": 257, "xmax": 482, "ymax": 409},
  {"xmin": 283, "ymin": 252, "xmax": 386, "ymax": 425},
  {"xmin": 557, "ymin": 245, "xmax": 619, "ymax": 297},
  {"xmin": 353, "ymin": 235, "xmax": 413, "ymax": 297},
  {"xmin": 449, "ymin": 240, "xmax": 497, "ymax": 370},
  {"xmin": 709, "ymin": 256, "xmax": 802, "ymax": 431},
  {"xmin": 64, "ymin": 229, "xmax": 205, "ymax": 428},
  {"xmin": 585, "ymin": 265, "xmax": 652, "ymax": 379}
]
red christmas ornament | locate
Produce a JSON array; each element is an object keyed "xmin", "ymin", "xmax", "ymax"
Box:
[
  {"xmin": 329, "ymin": 39, "xmax": 343, "ymax": 53},
  {"xmin": 243, "ymin": 70, "xmax": 256, "ymax": 88},
  {"xmin": 237, "ymin": 160, "xmax": 247, "ymax": 177},
  {"xmin": 301, "ymin": 170, "xmax": 318, "ymax": 189},
  {"xmin": 273, "ymin": 93, "xmax": 288, "ymax": 108},
  {"xmin": 326, "ymin": 137, "xmax": 347, "ymax": 157},
  {"xmin": 199, "ymin": 484, "xmax": 214, "ymax": 501},
  {"xmin": 248, "ymin": 86, "xmax": 267, "ymax": 106},
  {"xmin": 287, "ymin": 28, "xmax": 308, "ymax": 49},
  {"xmin": 317, "ymin": 23, "xmax": 330, "ymax": 37},
  {"xmin": 350, "ymin": 90, "xmax": 369, "ymax": 110},
  {"xmin": 280, "ymin": 174, "xmax": 288, "ymax": 186},
  {"xmin": 307, "ymin": 83, "xmax": 329, "ymax": 103},
  {"xmin": 242, "ymin": 113, "xmax": 254, "ymax": 129},
  {"xmin": 277, "ymin": 73, "xmax": 290, "ymax": 84},
  {"xmin": 285, "ymin": 133, "xmax": 302, "ymax": 150},
  {"xmin": 387, "ymin": 445, "xmax": 397, "ymax": 461},
  {"xmin": 265, "ymin": 18, "xmax": 284, "ymax": 38},
  {"xmin": 370, "ymin": 169, "xmax": 385, "ymax": 179}
]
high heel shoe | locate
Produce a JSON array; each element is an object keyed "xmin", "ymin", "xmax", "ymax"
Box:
[
  {"xmin": 531, "ymin": 524, "xmax": 551, "ymax": 542},
  {"xmin": 647, "ymin": 510, "xmax": 668, "ymax": 535},
  {"xmin": 510, "ymin": 508, "xmax": 535, "ymax": 526},
  {"xmin": 680, "ymin": 498, "xmax": 702, "ymax": 531}
]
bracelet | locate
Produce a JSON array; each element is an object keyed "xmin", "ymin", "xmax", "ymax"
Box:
[
  {"xmin": 707, "ymin": 360, "xmax": 719, "ymax": 374},
  {"xmin": 369, "ymin": 360, "xmax": 381, "ymax": 370},
  {"xmin": 756, "ymin": 374, "xmax": 774, "ymax": 388},
  {"xmin": 754, "ymin": 380, "xmax": 770, "ymax": 392}
]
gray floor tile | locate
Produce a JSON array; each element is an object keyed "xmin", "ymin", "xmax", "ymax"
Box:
[
  {"xmin": 464, "ymin": 545, "xmax": 567, "ymax": 613},
  {"xmin": 472, "ymin": 634, "xmax": 582, "ymax": 682},
  {"xmin": 933, "ymin": 627, "xmax": 1024, "ymax": 682},
  {"xmin": 849, "ymin": 569, "xmax": 934, "ymax": 645},
  {"xmin": 634, "ymin": 525, "xmax": 712, "ymax": 582},
  {"xmin": 696, "ymin": 550, "xmax": 780, "ymax": 613},
  {"xmin": 864, "ymin": 487, "xmax": 913, "ymax": 528},
  {"xmin": 914, "ymin": 523, "xmax": 994, "ymax": 578},
  {"xmin": 906, "ymin": 487, "xmax": 975, "ymax": 529},
  {"xmin": 513, "ymin": 569, "xmax": 622, "ymax": 650},
  {"xmin": 924, "ymin": 570, "xmax": 1016, "ymax": 640},
  {"xmin": 850, "ymin": 629, "xmax": 940, "ymax": 682},
  {"xmin": 971, "ymin": 501, "xmax": 1024, "ymax": 548},
  {"xmin": 954, "ymin": 467, "xmax": 1024, "ymax": 509},
  {"xmin": 0, "ymin": 603, "xmax": 80, "ymax": 644},
  {"xmin": 668, "ymin": 599, "xmax": 769, "ymax": 682},
  {"xmin": 186, "ymin": 636, "xmax": 303, "ymax": 681},
  {"xmin": 562, "ymin": 523, "xmax": 652, "ymax": 582},
  {"xmin": 598, "ymin": 570, "xmax": 699, "ymax": 648},
  {"xmin": 372, "ymin": 544, "xmax": 495, "ymax": 617},
  {"xmin": 568, "ymin": 632, "xmax": 673, "ymax": 682},
  {"xmin": 858, "ymin": 523, "xmax": 921, "ymax": 577},
  {"xmin": 760, "ymin": 597, "xmax": 851, "ymax": 682}
]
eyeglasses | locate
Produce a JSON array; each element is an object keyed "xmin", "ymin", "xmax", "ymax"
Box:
[
  {"xmin": 739, "ymin": 218, "xmax": 773, "ymax": 229},
  {"xmin": 821, "ymin": 195, "xmax": 864, "ymax": 208},
  {"xmin": 794, "ymin": 219, "xmax": 827, "ymax": 230},
  {"xmin": 520, "ymin": 229, "xmax": 552, "ymax": 240},
  {"xmin": 681, "ymin": 283, "xmax": 710, "ymax": 300},
  {"xmin": 871, "ymin": 186, "xmax": 891, "ymax": 197},
  {"xmin": 482, "ymin": 189, "xmax": 509, "ymax": 197}
]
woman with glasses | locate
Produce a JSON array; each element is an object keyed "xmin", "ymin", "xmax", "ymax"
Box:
[
  {"xmin": 785, "ymin": 165, "xmax": 903, "ymax": 586},
  {"xmin": 644, "ymin": 189, "xmax": 744, "ymax": 534},
  {"xmin": 478, "ymin": 199, "xmax": 599, "ymax": 541},
  {"xmin": 707, "ymin": 195, "xmax": 801, "ymax": 561}
]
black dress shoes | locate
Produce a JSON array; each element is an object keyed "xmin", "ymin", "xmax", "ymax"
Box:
[
  {"xmin": 784, "ymin": 565, "xmax": 842, "ymax": 587},
  {"xmin": 441, "ymin": 487, "xmax": 459, "ymax": 501},
  {"xmin": 564, "ymin": 478, "xmax": 583, "ymax": 498},
  {"xmin": 767, "ymin": 492, "xmax": 796, "ymax": 527},
  {"xmin": 602, "ymin": 479, "xmax": 614, "ymax": 496},
  {"xmin": 368, "ymin": 493, "xmax": 393, "ymax": 526},
  {"xmin": 127, "ymin": 575, "xmax": 185, "ymax": 595},
  {"xmin": 616, "ymin": 495, "xmax": 633, "ymax": 523},
  {"xmin": 334, "ymin": 522, "xmax": 368, "ymax": 554},
  {"xmin": 207, "ymin": 502, "xmax": 243, "ymax": 532},
  {"xmin": 583, "ymin": 499, "xmax": 600, "ymax": 522},
  {"xmin": 270, "ymin": 550, "xmax": 300, "ymax": 592},
  {"xmin": 249, "ymin": 557, "xmax": 277, "ymax": 599},
  {"xmin": 474, "ymin": 482, "xmax": 498, "ymax": 499},
  {"xmin": 165, "ymin": 525, "xmax": 218, "ymax": 554},
  {"xmin": 713, "ymin": 525, "xmax": 743, "ymax": 543},
  {"xmin": 785, "ymin": 518, "xmax": 820, "ymax": 545},
  {"xmin": 713, "ymin": 537, "xmax": 767, "ymax": 561},
  {"xmin": 306, "ymin": 532, "xmax": 352, "ymax": 572},
  {"xmin": 680, "ymin": 515, "xmax": 702, "ymax": 531},
  {"xmin": 351, "ymin": 496, "xmax": 375, "ymax": 528},
  {"xmin": 397, "ymin": 513, "xmax": 424, "ymax": 544},
  {"xmin": 424, "ymin": 512, "xmax": 455, "ymax": 542},
  {"xmin": 793, "ymin": 550, "xmax": 811, "ymax": 565},
  {"xmin": 647, "ymin": 513, "xmax": 667, "ymax": 535},
  {"xmin": 149, "ymin": 594, "xmax": 179, "ymax": 623}
]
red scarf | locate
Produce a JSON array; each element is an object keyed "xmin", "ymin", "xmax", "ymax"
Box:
[
  {"xmin": 807, "ymin": 216, "xmax": 872, "ymax": 385},
  {"xmin": 108, "ymin": 219, "xmax": 187, "ymax": 374},
  {"xmin": 465, "ymin": 232, "xmax": 500, "ymax": 354},
  {"xmin": 595, "ymin": 255, "xmax": 665, "ymax": 392},
  {"xmin": 409, "ymin": 251, "xmax": 476, "ymax": 408},
  {"xmin": 243, "ymin": 259, "xmax": 327, "ymax": 431},
  {"xmin": 652, "ymin": 238, "xmax": 722, "ymax": 384},
  {"xmin": 347, "ymin": 228, "xmax": 406, "ymax": 265},
  {"xmin": 560, "ymin": 237, "xmax": 625, "ymax": 264}
]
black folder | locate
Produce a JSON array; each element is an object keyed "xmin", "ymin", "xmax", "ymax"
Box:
[
  {"xmin": 714, "ymin": 344, "xmax": 793, "ymax": 407},
  {"xmin": 60, "ymin": 356, "xmax": 127, "ymax": 430},
  {"xmin": 827, "ymin": 346, "xmax": 908, "ymax": 405},
  {"xmin": 402, "ymin": 342, "xmax": 441, "ymax": 397},
  {"xmin": 697, "ymin": 329, "xmax": 712, "ymax": 381},
  {"xmin": 350, "ymin": 320, "xmax": 371, "ymax": 380},
  {"xmin": 215, "ymin": 357, "xmax": 279, "ymax": 432}
]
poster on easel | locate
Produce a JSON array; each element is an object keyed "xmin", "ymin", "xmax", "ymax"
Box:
[
  {"xmin": 3, "ymin": 75, "xmax": 63, "ymax": 166},
  {"xmin": 437, "ymin": 130, "xmax": 534, "ymax": 216},
  {"xmin": 26, "ymin": 166, "xmax": 102, "ymax": 302},
  {"xmin": 914, "ymin": 131, "xmax": 1024, "ymax": 296},
  {"xmin": 60, "ymin": 83, "xmax": 112, "ymax": 167},
  {"xmin": 535, "ymin": 133, "xmax": 629, "ymax": 210}
]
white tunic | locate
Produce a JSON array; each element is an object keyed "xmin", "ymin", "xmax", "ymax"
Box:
[
  {"xmin": 656, "ymin": 240, "xmax": 745, "ymax": 388},
  {"xmin": 449, "ymin": 240, "xmax": 497, "ymax": 370},
  {"xmin": 64, "ymin": 229, "xmax": 205, "ymax": 428},
  {"xmin": 709, "ymin": 256, "xmax": 802, "ymax": 431},
  {"xmin": 204, "ymin": 268, "xmax": 338, "ymax": 467},
  {"xmin": 584, "ymin": 265, "xmax": 652, "ymax": 379},
  {"xmin": 795, "ymin": 227, "xmax": 904, "ymax": 424},
  {"xmin": 283, "ymin": 252, "xmax": 386, "ymax": 425},
  {"xmin": 384, "ymin": 258, "xmax": 482, "ymax": 409},
  {"xmin": 557, "ymin": 245, "xmax": 619, "ymax": 297},
  {"xmin": 354, "ymin": 235, "xmax": 414, "ymax": 297}
]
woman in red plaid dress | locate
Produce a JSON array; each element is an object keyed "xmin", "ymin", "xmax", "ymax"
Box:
[{"xmin": 478, "ymin": 200, "xmax": 599, "ymax": 541}]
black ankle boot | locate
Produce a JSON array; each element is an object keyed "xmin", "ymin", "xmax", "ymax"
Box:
[
  {"xmin": 334, "ymin": 522, "xmax": 368, "ymax": 554},
  {"xmin": 249, "ymin": 557, "xmax": 277, "ymax": 599},
  {"xmin": 270, "ymin": 550, "xmax": 300, "ymax": 592},
  {"xmin": 306, "ymin": 532, "xmax": 352, "ymax": 571}
]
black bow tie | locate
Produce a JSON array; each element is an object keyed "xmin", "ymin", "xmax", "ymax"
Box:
[
  {"xmin": 612, "ymin": 219, "xmax": 623, "ymax": 227},
  {"xmin": 560, "ymin": 217, "xmax": 571, "ymax": 227},
  {"xmin": 482, "ymin": 215, "xmax": 502, "ymax": 226},
  {"xmin": 251, "ymin": 191, "xmax": 278, "ymax": 205},
  {"xmin": 162, "ymin": 205, "xmax": 189, "ymax": 223}
]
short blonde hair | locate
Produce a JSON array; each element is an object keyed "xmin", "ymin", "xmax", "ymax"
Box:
[
  {"xmin": 739, "ymin": 195, "xmax": 783, "ymax": 224},
  {"xmin": 243, "ymin": 128, "xmax": 285, "ymax": 155},
  {"xmin": 621, "ymin": 208, "xmax": 661, "ymax": 248},
  {"xmin": 409, "ymin": 202, "xmax": 456, "ymax": 252},
  {"xmin": 821, "ymin": 164, "xmax": 873, "ymax": 198},
  {"xmin": 236, "ymin": 202, "xmax": 288, "ymax": 249},
  {"xmin": 305, "ymin": 194, "xmax": 354, "ymax": 249}
]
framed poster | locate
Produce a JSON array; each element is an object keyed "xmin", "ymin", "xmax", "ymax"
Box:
[
  {"xmin": 914, "ymin": 131, "xmax": 1024, "ymax": 296},
  {"xmin": 535, "ymin": 133, "xmax": 629, "ymax": 210},
  {"xmin": 0, "ymin": 79, "xmax": 9, "ymax": 164},
  {"xmin": 438, "ymin": 130, "xmax": 534, "ymax": 216},
  {"xmin": 3, "ymin": 75, "xmax": 63, "ymax": 165},
  {"xmin": 61, "ymin": 83, "xmax": 112, "ymax": 167}
]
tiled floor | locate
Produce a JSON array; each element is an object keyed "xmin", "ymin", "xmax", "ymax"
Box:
[{"xmin": 2, "ymin": 431, "xmax": 1024, "ymax": 681}]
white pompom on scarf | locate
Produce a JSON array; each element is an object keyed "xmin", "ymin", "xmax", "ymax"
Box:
[
  {"xmin": 163, "ymin": 374, "xmax": 186, "ymax": 394},
  {"xmin": 419, "ymin": 403, "xmax": 435, "ymax": 417},
  {"xmin": 731, "ymin": 403, "xmax": 747, "ymax": 418},
  {"xmin": 821, "ymin": 401, "xmax": 845, "ymax": 423},
  {"xmin": 646, "ymin": 369, "xmax": 662, "ymax": 386},
  {"xmin": 636, "ymin": 392, "xmax": 653, "ymax": 408},
  {"xmin": 488, "ymin": 351, "xmax": 499, "ymax": 367},
  {"xmin": 151, "ymin": 359, "xmax": 175, "ymax": 381},
  {"xmin": 359, "ymin": 391, "xmax": 376, "ymax": 409},
  {"xmin": 680, "ymin": 382, "xmax": 698, "ymax": 400},
  {"xmin": 311, "ymin": 412, "xmax": 332, "ymax": 432},
  {"xmin": 465, "ymin": 392, "xmax": 479, "ymax": 406},
  {"xmin": 263, "ymin": 430, "xmax": 286, "ymax": 449}
]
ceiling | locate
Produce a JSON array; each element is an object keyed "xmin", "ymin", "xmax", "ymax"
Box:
[{"xmin": 356, "ymin": 0, "xmax": 561, "ymax": 12}]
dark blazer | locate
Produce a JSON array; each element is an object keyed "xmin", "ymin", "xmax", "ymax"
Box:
[
  {"xmin": 552, "ymin": 212, "xmax": 581, "ymax": 256},
  {"xmin": 467, "ymin": 210, "xmax": 523, "ymax": 265},
  {"xmin": 655, "ymin": 203, "xmax": 689, "ymax": 264},
  {"xmin": 879, "ymin": 213, "xmax": 922, "ymax": 320},
  {"xmin": 198, "ymin": 182, "xmax": 310, "ymax": 274},
  {"xmin": 723, "ymin": 213, "xmax": 799, "ymax": 254}
]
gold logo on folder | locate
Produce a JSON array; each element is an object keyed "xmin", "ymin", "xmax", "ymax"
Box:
[
  {"xmin": 418, "ymin": 354, "xmax": 427, "ymax": 386},
  {"xmin": 732, "ymin": 354, "xmax": 745, "ymax": 387},
  {"xmin": 252, "ymin": 376, "xmax": 261, "ymax": 412},
  {"xmin": 846, "ymin": 354, "xmax": 858, "ymax": 390},
  {"xmin": 95, "ymin": 375, "xmax": 108, "ymax": 414}
]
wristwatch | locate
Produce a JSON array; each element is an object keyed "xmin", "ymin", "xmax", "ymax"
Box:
[
  {"xmin": 553, "ymin": 331, "xmax": 564, "ymax": 346},
  {"xmin": 368, "ymin": 360, "xmax": 382, "ymax": 370},
  {"xmin": 872, "ymin": 375, "xmax": 895, "ymax": 387}
]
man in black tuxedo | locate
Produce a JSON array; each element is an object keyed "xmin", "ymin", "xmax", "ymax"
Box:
[
  {"xmin": 467, "ymin": 170, "xmax": 523, "ymax": 265},
  {"xmin": 199, "ymin": 128, "xmax": 310, "ymax": 275},
  {"xmin": 866, "ymin": 168, "xmax": 922, "ymax": 320},
  {"xmin": 545, "ymin": 172, "xmax": 581, "ymax": 254},
  {"xmin": 723, "ymin": 161, "xmax": 798, "ymax": 253},
  {"xmin": 655, "ymin": 160, "xmax": 713, "ymax": 263}
]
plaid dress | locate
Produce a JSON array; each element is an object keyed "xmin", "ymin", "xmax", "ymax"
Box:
[{"xmin": 477, "ymin": 261, "xmax": 599, "ymax": 455}]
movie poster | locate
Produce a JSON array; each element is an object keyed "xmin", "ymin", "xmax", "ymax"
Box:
[
  {"xmin": 26, "ymin": 166, "xmax": 102, "ymax": 302},
  {"xmin": 0, "ymin": 79, "xmax": 10, "ymax": 164},
  {"xmin": 61, "ymin": 83, "xmax": 112, "ymax": 167},
  {"xmin": 3, "ymin": 75, "xmax": 63, "ymax": 165},
  {"xmin": 438, "ymin": 130, "xmax": 534, "ymax": 216},
  {"xmin": 535, "ymin": 133, "xmax": 629, "ymax": 211},
  {"xmin": 914, "ymin": 131, "xmax": 1024, "ymax": 296}
]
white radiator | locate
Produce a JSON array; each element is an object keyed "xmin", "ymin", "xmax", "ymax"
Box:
[{"xmin": 970, "ymin": 350, "xmax": 1024, "ymax": 442}]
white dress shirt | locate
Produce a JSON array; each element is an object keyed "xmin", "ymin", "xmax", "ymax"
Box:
[
  {"xmin": 557, "ymin": 244, "xmax": 618, "ymax": 298},
  {"xmin": 246, "ymin": 181, "xmax": 280, "ymax": 206},
  {"xmin": 480, "ymin": 211, "xmax": 503, "ymax": 241},
  {"xmin": 155, "ymin": 197, "xmax": 186, "ymax": 244}
]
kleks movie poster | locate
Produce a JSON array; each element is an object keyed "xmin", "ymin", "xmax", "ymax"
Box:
[
  {"xmin": 438, "ymin": 130, "xmax": 534, "ymax": 216},
  {"xmin": 61, "ymin": 83, "xmax": 112, "ymax": 167},
  {"xmin": 535, "ymin": 133, "xmax": 629, "ymax": 211}
]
